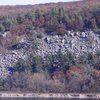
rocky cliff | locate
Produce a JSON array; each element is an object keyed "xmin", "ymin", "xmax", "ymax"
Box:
[
  {"xmin": 0, "ymin": 30, "xmax": 100, "ymax": 78},
  {"xmin": 36, "ymin": 30, "xmax": 100, "ymax": 57}
]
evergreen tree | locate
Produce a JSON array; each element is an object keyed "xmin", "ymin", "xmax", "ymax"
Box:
[
  {"xmin": 91, "ymin": 18, "xmax": 98, "ymax": 30},
  {"xmin": 63, "ymin": 13, "xmax": 70, "ymax": 23},
  {"xmin": 14, "ymin": 58, "xmax": 30, "ymax": 72},
  {"xmin": 58, "ymin": 8, "xmax": 65, "ymax": 23},
  {"xmin": 51, "ymin": 8, "xmax": 58, "ymax": 18},
  {"xmin": 77, "ymin": 15, "xmax": 84, "ymax": 30},
  {"xmin": 2, "ymin": 16, "xmax": 12, "ymax": 31},
  {"xmin": 0, "ymin": 24, "xmax": 5, "ymax": 32},
  {"xmin": 16, "ymin": 14, "xmax": 25, "ymax": 24},
  {"xmin": 25, "ymin": 11, "xmax": 35, "ymax": 23},
  {"xmin": 28, "ymin": 55, "xmax": 44, "ymax": 73},
  {"xmin": 35, "ymin": 9, "xmax": 41, "ymax": 20}
]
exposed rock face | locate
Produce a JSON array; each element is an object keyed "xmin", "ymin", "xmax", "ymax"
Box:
[
  {"xmin": 0, "ymin": 49, "xmax": 28, "ymax": 78},
  {"xmin": 0, "ymin": 50, "xmax": 27, "ymax": 67},
  {"xmin": 0, "ymin": 30, "xmax": 100, "ymax": 78},
  {"xmin": 36, "ymin": 31, "xmax": 100, "ymax": 57}
]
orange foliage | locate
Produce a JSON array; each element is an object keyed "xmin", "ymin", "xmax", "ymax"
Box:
[
  {"xmin": 95, "ymin": 70, "xmax": 100, "ymax": 75},
  {"xmin": 66, "ymin": 66, "xmax": 81, "ymax": 73},
  {"xmin": 95, "ymin": 70, "xmax": 100, "ymax": 83}
]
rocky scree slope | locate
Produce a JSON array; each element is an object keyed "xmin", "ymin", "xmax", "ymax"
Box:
[
  {"xmin": 36, "ymin": 30, "xmax": 100, "ymax": 57},
  {"xmin": 0, "ymin": 30, "xmax": 100, "ymax": 78}
]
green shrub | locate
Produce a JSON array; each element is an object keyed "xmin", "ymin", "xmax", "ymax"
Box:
[
  {"xmin": 28, "ymin": 55, "xmax": 44, "ymax": 73},
  {"xmin": 14, "ymin": 58, "xmax": 30, "ymax": 72},
  {"xmin": 0, "ymin": 25, "xmax": 5, "ymax": 32}
]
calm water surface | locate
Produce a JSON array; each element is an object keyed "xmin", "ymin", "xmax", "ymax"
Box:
[{"xmin": 0, "ymin": 98, "xmax": 98, "ymax": 100}]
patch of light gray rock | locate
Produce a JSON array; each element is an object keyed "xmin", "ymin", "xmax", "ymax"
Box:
[{"xmin": 0, "ymin": 30, "xmax": 100, "ymax": 78}]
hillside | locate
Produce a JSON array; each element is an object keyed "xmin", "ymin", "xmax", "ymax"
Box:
[
  {"xmin": 0, "ymin": 0, "xmax": 100, "ymax": 15},
  {"xmin": 0, "ymin": 0, "xmax": 99, "ymax": 93}
]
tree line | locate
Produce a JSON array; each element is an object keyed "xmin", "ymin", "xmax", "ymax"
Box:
[{"xmin": 0, "ymin": 5, "xmax": 100, "ymax": 35}]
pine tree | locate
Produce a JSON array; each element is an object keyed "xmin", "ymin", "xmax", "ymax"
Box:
[
  {"xmin": 58, "ymin": 8, "xmax": 65, "ymax": 23},
  {"xmin": 51, "ymin": 8, "xmax": 58, "ymax": 18},
  {"xmin": 35, "ymin": 9, "xmax": 41, "ymax": 20},
  {"xmin": 91, "ymin": 18, "xmax": 98, "ymax": 30},
  {"xmin": 77, "ymin": 15, "xmax": 84, "ymax": 30}
]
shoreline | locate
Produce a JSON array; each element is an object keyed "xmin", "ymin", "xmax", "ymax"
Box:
[{"xmin": 0, "ymin": 93, "xmax": 100, "ymax": 98}]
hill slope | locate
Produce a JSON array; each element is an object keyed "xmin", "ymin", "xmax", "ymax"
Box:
[{"xmin": 0, "ymin": 0, "xmax": 100, "ymax": 15}]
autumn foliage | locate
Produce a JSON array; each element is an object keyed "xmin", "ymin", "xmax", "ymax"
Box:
[{"xmin": 0, "ymin": 0, "xmax": 100, "ymax": 36}]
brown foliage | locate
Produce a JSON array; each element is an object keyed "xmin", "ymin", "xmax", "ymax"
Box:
[
  {"xmin": 0, "ymin": 0, "xmax": 99, "ymax": 16},
  {"xmin": 34, "ymin": 16, "xmax": 45, "ymax": 27},
  {"xmin": 52, "ymin": 70, "xmax": 65, "ymax": 81},
  {"xmin": 10, "ymin": 21, "xmax": 29, "ymax": 36}
]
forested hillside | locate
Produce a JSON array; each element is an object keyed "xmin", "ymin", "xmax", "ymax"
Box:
[
  {"xmin": 0, "ymin": 0, "xmax": 100, "ymax": 35},
  {"xmin": 0, "ymin": 0, "xmax": 100, "ymax": 93}
]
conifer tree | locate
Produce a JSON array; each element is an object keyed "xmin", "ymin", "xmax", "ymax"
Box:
[{"xmin": 91, "ymin": 18, "xmax": 98, "ymax": 30}]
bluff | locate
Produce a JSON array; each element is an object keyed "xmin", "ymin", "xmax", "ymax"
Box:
[{"xmin": 0, "ymin": 30, "xmax": 99, "ymax": 78}]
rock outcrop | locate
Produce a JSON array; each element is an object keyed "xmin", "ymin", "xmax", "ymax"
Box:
[
  {"xmin": 36, "ymin": 30, "xmax": 100, "ymax": 57},
  {"xmin": 0, "ymin": 30, "xmax": 100, "ymax": 78}
]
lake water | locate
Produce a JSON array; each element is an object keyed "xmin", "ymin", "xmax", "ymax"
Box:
[{"xmin": 0, "ymin": 98, "xmax": 98, "ymax": 100}]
